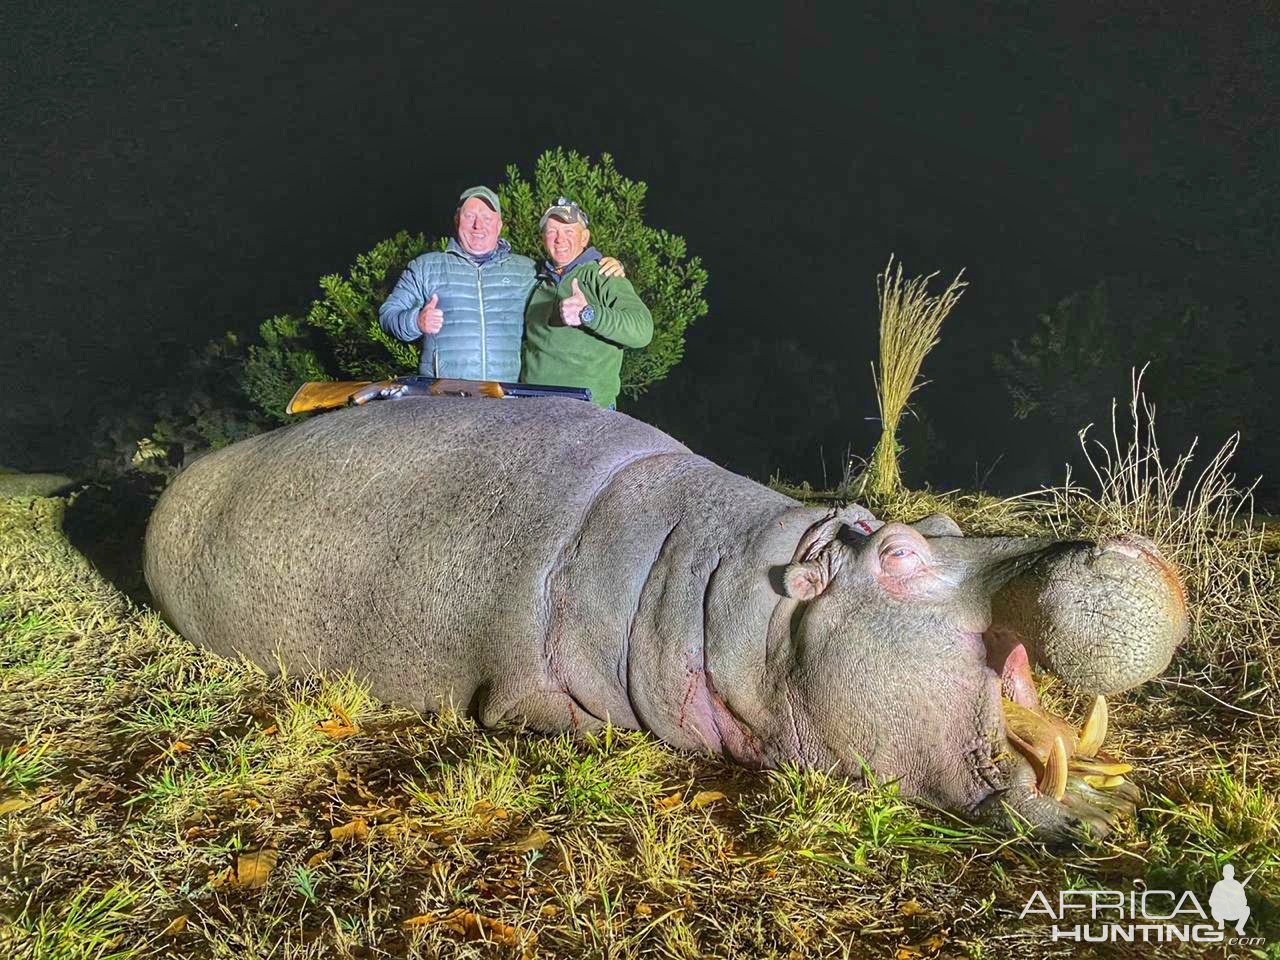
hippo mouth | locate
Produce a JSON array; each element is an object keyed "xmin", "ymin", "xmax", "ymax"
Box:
[
  {"xmin": 966, "ymin": 534, "xmax": 1190, "ymax": 836},
  {"xmin": 988, "ymin": 638, "xmax": 1141, "ymax": 833}
]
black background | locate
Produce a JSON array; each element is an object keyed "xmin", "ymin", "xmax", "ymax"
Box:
[{"xmin": 3, "ymin": 2, "xmax": 1276, "ymax": 500}]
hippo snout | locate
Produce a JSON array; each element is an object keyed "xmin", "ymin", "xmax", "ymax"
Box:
[{"xmin": 997, "ymin": 535, "xmax": 1189, "ymax": 695}]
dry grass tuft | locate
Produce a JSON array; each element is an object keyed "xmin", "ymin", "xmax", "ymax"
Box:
[
  {"xmin": 864, "ymin": 257, "xmax": 967, "ymax": 499},
  {"xmin": 1035, "ymin": 366, "xmax": 1280, "ymax": 713}
]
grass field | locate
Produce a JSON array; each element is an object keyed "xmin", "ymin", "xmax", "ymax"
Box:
[{"xmin": 2, "ymin": 412, "xmax": 1278, "ymax": 957}]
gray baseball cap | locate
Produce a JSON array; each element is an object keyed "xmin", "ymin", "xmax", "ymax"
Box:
[
  {"xmin": 539, "ymin": 196, "xmax": 590, "ymax": 230},
  {"xmin": 457, "ymin": 185, "xmax": 501, "ymax": 216}
]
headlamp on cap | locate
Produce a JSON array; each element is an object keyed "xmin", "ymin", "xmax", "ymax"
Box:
[{"xmin": 539, "ymin": 197, "xmax": 590, "ymax": 230}]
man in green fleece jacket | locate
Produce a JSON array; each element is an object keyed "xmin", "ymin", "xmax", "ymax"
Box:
[{"xmin": 521, "ymin": 197, "xmax": 653, "ymax": 409}]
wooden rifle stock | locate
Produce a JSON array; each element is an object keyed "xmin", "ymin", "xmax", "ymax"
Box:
[
  {"xmin": 286, "ymin": 377, "xmax": 507, "ymax": 415},
  {"xmin": 286, "ymin": 380, "xmax": 378, "ymax": 415}
]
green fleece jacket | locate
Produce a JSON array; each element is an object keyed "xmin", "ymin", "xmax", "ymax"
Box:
[{"xmin": 520, "ymin": 257, "xmax": 653, "ymax": 408}]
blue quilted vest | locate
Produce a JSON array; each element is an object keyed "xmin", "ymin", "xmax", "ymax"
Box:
[{"xmin": 378, "ymin": 238, "xmax": 537, "ymax": 381}]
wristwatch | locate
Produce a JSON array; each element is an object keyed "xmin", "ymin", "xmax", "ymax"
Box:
[{"xmin": 578, "ymin": 304, "xmax": 596, "ymax": 326}]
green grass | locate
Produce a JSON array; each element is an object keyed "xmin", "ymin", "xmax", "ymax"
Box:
[
  {"xmin": 0, "ymin": 737, "xmax": 58, "ymax": 793},
  {"xmin": 7, "ymin": 885, "xmax": 143, "ymax": 960},
  {"xmin": 2, "ymin": 393, "xmax": 1279, "ymax": 959}
]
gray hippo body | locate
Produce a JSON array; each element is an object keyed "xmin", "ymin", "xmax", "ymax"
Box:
[{"xmin": 145, "ymin": 398, "xmax": 1187, "ymax": 837}]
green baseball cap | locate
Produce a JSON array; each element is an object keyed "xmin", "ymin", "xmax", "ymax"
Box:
[
  {"xmin": 539, "ymin": 196, "xmax": 590, "ymax": 230},
  {"xmin": 457, "ymin": 185, "xmax": 501, "ymax": 216}
]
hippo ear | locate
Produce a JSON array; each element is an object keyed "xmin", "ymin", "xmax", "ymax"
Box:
[
  {"xmin": 783, "ymin": 556, "xmax": 833, "ymax": 600},
  {"xmin": 782, "ymin": 511, "xmax": 851, "ymax": 600},
  {"xmin": 792, "ymin": 513, "xmax": 845, "ymax": 564},
  {"xmin": 912, "ymin": 513, "xmax": 963, "ymax": 537}
]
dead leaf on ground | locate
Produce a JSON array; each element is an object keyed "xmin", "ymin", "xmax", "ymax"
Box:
[
  {"xmin": 330, "ymin": 817, "xmax": 370, "ymax": 843},
  {"xmin": 402, "ymin": 908, "xmax": 527, "ymax": 946},
  {"xmin": 895, "ymin": 931, "xmax": 948, "ymax": 959},
  {"xmin": 354, "ymin": 805, "xmax": 403, "ymax": 822},
  {"xmin": 633, "ymin": 902, "xmax": 653, "ymax": 918},
  {"xmin": 317, "ymin": 703, "xmax": 360, "ymax": 739},
  {"xmin": 471, "ymin": 799, "xmax": 508, "ymax": 823},
  {"xmin": 690, "ymin": 790, "xmax": 728, "ymax": 810},
  {"xmin": 306, "ymin": 849, "xmax": 333, "ymax": 868},
  {"xmin": 510, "ymin": 827, "xmax": 552, "ymax": 853},
  {"xmin": 372, "ymin": 818, "xmax": 424, "ymax": 843},
  {"xmin": 329, "ymin": 702, "xmax": 354, "ymax": 726},
  {"xmin": 899, "ymin": 899, "xmax": 927, "ymax": 917},
  {"xmin": 654, "ymin": 792, "xmax": 683, "ymax": 811},
  {"xmin": 222, "ymin": 848, "xmax": 278, "ymax": 889},
  {"xmin": 0, "ymin": 795, "xmax": 36, "ymax": 816},
  {"xmin": 171, "ymin": 740, "xmax": 192, "ymax": 753},
  {"xmin": 162, "ymin": 914, "xmax": 189, "ymax": 936},
  {"xmin": 317, "ymin": 717, "xmax": 359, "ymax": 739}
]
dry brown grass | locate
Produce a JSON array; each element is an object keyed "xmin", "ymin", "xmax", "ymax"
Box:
[
  {"xmin": 864, "ymin": 258, "xmax": 967, "ymax": 499},
  {"xmin": 2, "ymin": 371, "xmax": 1279, "ymax": 959}
]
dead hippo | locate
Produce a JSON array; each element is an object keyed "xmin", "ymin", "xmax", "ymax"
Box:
[{"xmin": 143, "ymin": 398, "xmax": 1187, "ymax": 838}]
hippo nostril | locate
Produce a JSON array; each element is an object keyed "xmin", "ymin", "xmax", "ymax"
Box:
[
  {"xmin": 1111, "ymin": 534, "xmax": 1188, "ymax": 613},
  {"xmin": 1094, "ymin": 536, "xmax": 1145, "ymax": 561}
]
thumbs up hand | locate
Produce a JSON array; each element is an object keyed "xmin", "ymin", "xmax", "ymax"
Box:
[
  {"xmin": 560, "ymin": 278, "xmax": 589, "ymax": 327},
  {"xmin": 417, "ymin": 293, "xmax": 445, "ymax": 335}
]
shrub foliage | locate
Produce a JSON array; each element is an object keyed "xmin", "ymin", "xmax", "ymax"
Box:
[
  {"xmin": 994, "ymin": 278, "xmax": 1262, "ymax": 450},
  {"xmin": 499, "ymin": 149, "xmax": 708, "ymax": 398},
  {"xmin": 103, "ymin": 151, "xmax": 707, "ymax": 475},
  {"xmin": 241, "ymin": 231, "xmax": 433, "ymax": 424}
]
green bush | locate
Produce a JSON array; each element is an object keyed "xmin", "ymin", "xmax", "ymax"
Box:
[
  {"xmin": 103, "ymin": 150, "xmax": 707, "ymax": 477},
  {"xmin": 499, "ymin": 149, "xmax": 708, "ymax": 398},
  {"xmin": 241, "ymin": 231, "xmax": 434, "ymax": 423},
  {"xmin": 91, "ymin": 333, "xmax": 276, "ymax": 478},
  {"xmin": 994, "ymin": 278, "xmax": 1263, "ymax": 452}
]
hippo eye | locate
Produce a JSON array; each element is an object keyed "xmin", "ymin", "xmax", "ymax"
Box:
[{"xmin": 879, "ymin": 541, "xmax": 924, "ymax": 577}]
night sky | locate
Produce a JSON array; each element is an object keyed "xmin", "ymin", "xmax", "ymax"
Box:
[{"xmin": 3, "ymin": 3, "xmax": 1277, "ymax": 502}]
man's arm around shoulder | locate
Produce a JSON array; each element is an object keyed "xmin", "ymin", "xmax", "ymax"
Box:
[{"xmin": 583, "ymin": 266, "xmax": 653, "ymax": 349}]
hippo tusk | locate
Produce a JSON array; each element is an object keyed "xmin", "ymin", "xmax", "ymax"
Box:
[
  {"xmin": 1064, "ymin": 775, "xmax": 1138, "ymax": 819},
  {"xmin": 1082, "ymin": 773, "xmax": 1128, "ymax": 790},
  {"xmin": 1069, "ymin": 758, "xmax": 1133, "ymax": 777},
  {"xmin": 1040, "ymin": 735, "xmax": 1068, "ymax": 801},
  {"xmin": 1076, "ymin": 694, "xmax": 1108, "ymax": 758}
]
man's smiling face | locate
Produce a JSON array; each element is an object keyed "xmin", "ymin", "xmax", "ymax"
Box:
[
  {"xmin": 455, "ymin": 197, "xmax": 502, "ymax": 256},
  {"xmin": 543, "ymin": 217, "xmax": 591, "ymax": 269}
]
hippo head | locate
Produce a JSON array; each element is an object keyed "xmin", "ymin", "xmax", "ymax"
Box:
[{"xmin": 772, "ymin": 510, "xmax": 1188, "ymax": 839}]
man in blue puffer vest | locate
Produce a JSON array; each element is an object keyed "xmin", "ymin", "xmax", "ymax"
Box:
[{"xmin": 379, "ymin": 186, "xmax": 624, "ymax": 381}]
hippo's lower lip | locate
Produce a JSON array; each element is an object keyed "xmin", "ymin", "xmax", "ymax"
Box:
[
  {"xmin": 982, "ymin": 631, "xmax": 1142, "ymax": 835},
  {"xmin": 997, "ymin": 692, "xmax": 1139, "ymax": 838}
]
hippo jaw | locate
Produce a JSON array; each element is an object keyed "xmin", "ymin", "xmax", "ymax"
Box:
[
  {"xmin": 772, "ymin": 516, "xmax": 1188, "ymax": 840},
  {"xmin": 973, "ymin": 534, "xmax": 1189, "ymax": 836}
]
